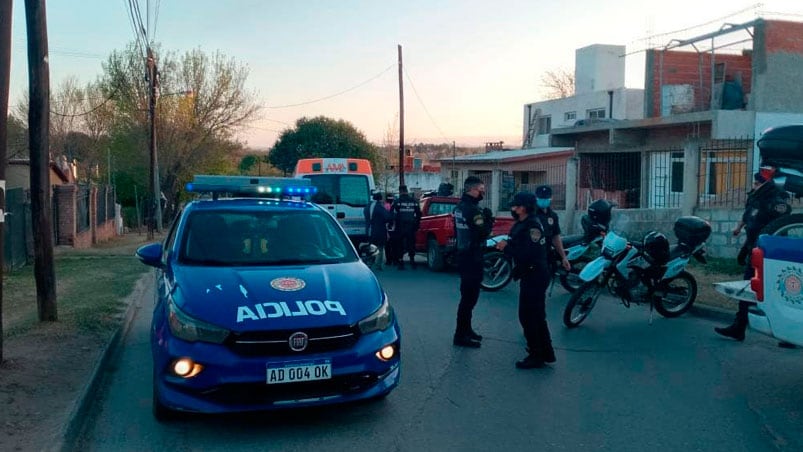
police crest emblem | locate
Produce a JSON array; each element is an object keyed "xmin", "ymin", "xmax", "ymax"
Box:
[
  {"xmin": 530, "ymin": 228, "xmax": 542, "ymax": 242},
  {"xmin": 547, "ymin": 217, "xmax": 554, "ymax": 225},
  {"xmin": 474, "ymin": 214, "xmax": 484, "ymax": 226},
  {"xmin": 776, "ymin": 266, "xmax": 803, "ymax": 305}
]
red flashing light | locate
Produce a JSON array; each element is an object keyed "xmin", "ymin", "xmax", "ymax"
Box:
[{"xmin": 750, "ymin": 246, "xmax": 765, "ymax": 301}]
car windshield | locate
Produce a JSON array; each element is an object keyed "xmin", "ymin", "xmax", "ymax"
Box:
[{"xmin": 179, "ymin": 209, "xmax": 357, "ymax": 266}]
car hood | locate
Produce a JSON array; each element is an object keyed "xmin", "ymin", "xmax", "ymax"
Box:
[{"xmin": 171, "ymin": 261, "xmax": 383, "ymax": 332}]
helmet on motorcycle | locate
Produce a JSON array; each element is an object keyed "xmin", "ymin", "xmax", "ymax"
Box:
[
  {"xmin": 581, "ymin": 214, "xmax": 607, "ymax": 240},
  {"xmin": 642, "ymin": 231, "xmax": 670, "ymax": 265},
  {"xmin": 587, "ymin": 199, "xmax": 613, "ymax": 226}
]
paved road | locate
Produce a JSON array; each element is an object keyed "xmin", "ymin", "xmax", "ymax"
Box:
[{"xmin": 74, "ymin": 263, "xmax": 803, "ymax": 451}]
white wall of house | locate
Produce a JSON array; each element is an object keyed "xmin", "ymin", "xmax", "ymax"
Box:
[
  {"xmin": 375, "ymin": 171, "xmax": 442, "ymax": 195},
  {"xmin": 523, "ymin": 87, "xmax": 645, "ymax": 148},
  {"xmin": 575, "ymin": 44, "xmax": 626, "ymax": 95}
]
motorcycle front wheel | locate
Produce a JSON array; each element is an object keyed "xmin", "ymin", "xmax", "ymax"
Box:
[
  {"xmin": 481, "ymin": 251, "xmax": 512, "ymax": 292},
  {"xmin": 559, "ymin": 258, "xmax": 590, "ymax": 293},
  {"xmin": 563, "ymin": 280, "xmax": 603, "ymax": 328},
  {"xmin": 653, "ymin": 270, "xmax": 698, "ymax": 318}
]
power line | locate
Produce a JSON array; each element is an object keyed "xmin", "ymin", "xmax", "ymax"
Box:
[
  {"xmin": 623, "ymin": 3, "xmax": 761, "ymax": 56},
  {"xmin": 265, "ymin": 64, "xmax": 394, "ymax": 109},
  {"xmin": 50, "ymin": 88, "xmax": 119, "ymax": 118},
  {"xmin": 123, "ymin": 0, "xmax": 147, "ymax": 57},
  {"xmin": 403, "ymin": 67, "xmax": 449, "ymax": 142},
  {"xmin": 152, "ymin": 0, "xmax": 161, "ymax": 43}
]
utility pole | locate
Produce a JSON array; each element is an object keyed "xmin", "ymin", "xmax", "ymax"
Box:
[
  {"xmin": 147, "ymin": 47, "xmax": 162, "ymax": 236},
  {"xmin": 397, "ymin": 44, "xmax": 405, "ymax": 187},
  {"xmin": 1, "ymin": 0, "xmax": 14, "ymax": 358},
  {"xmin": 25, "ymin": 0, "xmax": 57, "ymax": 321}
]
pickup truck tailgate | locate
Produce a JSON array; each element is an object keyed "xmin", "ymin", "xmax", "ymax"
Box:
[{"xmin": 713, "ymin": 280, "xmax": 756, "ymax": 303}]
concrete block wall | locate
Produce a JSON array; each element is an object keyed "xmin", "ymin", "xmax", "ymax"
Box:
[
  {"xmin": 694, "ymin": 208, "xmax": 744, "ymax": 258},
  {"xmin": 561, "ymin": 207, "xmax": 743, "ymax": 259}
]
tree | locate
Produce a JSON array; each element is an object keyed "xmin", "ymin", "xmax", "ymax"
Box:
[
  {"xmin": 5, "ymin": 115, "xmax": 28, "ymax": 159},
  {"xmin": 541, "ymin": 69, "xmax": 575, "ymax": 100},
  {"xmin": 100, "ymin": 44, "xmax": 260, "ymax": 221},
  {"xmin": 267, "ymin": 116, "xmax": 379, "ymax": 175}
]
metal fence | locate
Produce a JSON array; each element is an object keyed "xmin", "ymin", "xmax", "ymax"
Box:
[
  {"xmin": 3, "ymin": 188, "xmax": 31, "ymax": 270},
  {"xmin": 508, "ymin": 161, "xmax": 568, "ymax": 210},
  {"xmin": 577, "ymin": 152, "xmax": 641, "ymax": 210},
  {"xmin": 697, "ymin": 138, "xmax": 753, "ymax": 209},
  {"xmin": 76, "ymin": 184, "xmax": 90, "ymax": 233},
  {"xmin": 96, "ymin": 185, "xmax": 115, "ymax": 225}
]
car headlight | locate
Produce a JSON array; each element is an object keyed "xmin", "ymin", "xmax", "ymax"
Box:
[
  {"xmin": 358, "ymin": 294, "xmax": 394, "ymax": 334},
  {"xmin": 168, "ymin": 300, "xmax": 230, "ymax": 343}
]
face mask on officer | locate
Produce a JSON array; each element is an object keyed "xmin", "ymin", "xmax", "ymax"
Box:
[
  {"xmin": 536, "ymin": 198, "xmax": 551, "ymax": 209},
  {"xmin": 510, "ymin": 208, "xmax": 519, "ymax": 220}
]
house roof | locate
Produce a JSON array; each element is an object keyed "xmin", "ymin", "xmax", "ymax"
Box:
[
  {"xmin": 437, "ymin": 147, "xmax": 574, "ymax": 164},
  {"xmin": 8, "ymin": 158, "xmax": 72, "ymax": 183}
]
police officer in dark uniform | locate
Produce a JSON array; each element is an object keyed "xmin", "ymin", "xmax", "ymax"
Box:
[
  {"xmin": 391, "ymin": 185, "xmax": 422, "ymax": 270},
  {"xmin": 534, "ymin": 185, "xmax": 571, "ymax": 274},
  {"xmin": 715, "ymin": 170, "xmax": 791, "ymax": 341},
  {"xmin": 453, "ymin": 176, "xmax": 494, "ymax": 348},
  {"xmin": 496, "ymin": 192, "xmax": 555, "ymax": 369}
]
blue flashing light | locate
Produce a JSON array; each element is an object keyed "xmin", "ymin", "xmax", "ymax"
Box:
[{"xmin": 186, "ymin": 175, "xmax": 315, "ymax": 198}]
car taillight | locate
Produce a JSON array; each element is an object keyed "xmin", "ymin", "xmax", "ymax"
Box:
[{"xmin": 750, "ymin": 247, "xmax": 765, "ymax": 301}]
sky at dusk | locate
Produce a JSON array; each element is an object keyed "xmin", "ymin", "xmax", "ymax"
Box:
[{"xmin": 7, "ymin": 0, "xmax": 803, "ymax": 149}]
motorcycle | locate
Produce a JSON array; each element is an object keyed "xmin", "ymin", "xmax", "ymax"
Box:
[
  {"xmin": 562, "ymin": 216, "xmax": 711, "ymax": 328},
  {"xmin": 480, "ymin": 201, "xmax": 612, "ymax": 292}
]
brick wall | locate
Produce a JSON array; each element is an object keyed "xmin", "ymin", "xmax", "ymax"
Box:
[
  {"xmin": 53, "ymin": 184, "xmax": 118, "ymax": 248},
  {"xmin": 645, "ymin": 49, "xmax": 752, "ymax": 118},
  {"xmin": 54, "ymin": 185, "xmax": 77, "ymax": 246},
  {"xmin": 764, "ymin": 20, "xmax": 803, "ymax": 54}
]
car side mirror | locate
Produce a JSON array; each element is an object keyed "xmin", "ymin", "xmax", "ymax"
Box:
[{"xmin": 136, "ymin": 243, "xmax": 165, "ymax": 269}]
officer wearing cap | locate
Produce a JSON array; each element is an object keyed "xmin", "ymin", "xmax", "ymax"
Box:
[
  {"xmin": 452, "ymin": 176, "xmax": 494, "ymax": 348},
  {"xmin": 716, "ymin": 169, "xmax": 791, "ymax": 342},
  {"xmin": 534, "ymin": 185, "xmax": 571, "ymax": 274},
  {"xmin": 391, "ymin": 185, "xmax": 422, "ymax": 270},
  {"xmin": 496, "ymin": 192, "xmax": 555, "ymax": 369}
]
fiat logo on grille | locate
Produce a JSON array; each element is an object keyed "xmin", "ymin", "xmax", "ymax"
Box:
[{"xmin": 288, "ymin": 332, "xmax": 309, "ymax": 352}]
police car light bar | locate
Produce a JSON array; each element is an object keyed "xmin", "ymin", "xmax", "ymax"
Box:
[{"xmin": 186, "ymin": 175, "xmax": 317, "ymax": 197}]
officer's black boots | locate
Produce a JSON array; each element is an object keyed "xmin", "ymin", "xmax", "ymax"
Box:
[
  {"xmin": 468, "ymin": 329, "xmax": 482, "ymax": 341},
  {"xmin": 542, "ymin": 347, "xmax": 556, "ymax": 364},
  {"xmin": 714, "ymin": 323, "xmax": 746, "ymax": 341},
  {"xmin": 515, "ymin": 354, "xmax": 545, "ymax": 369},
  {"xmin": 453, "ymin": 334, "xmax": 481, "ymax": 348}
]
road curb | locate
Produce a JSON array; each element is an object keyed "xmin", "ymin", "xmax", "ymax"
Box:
[
  {"xmin": 57, "ymin": 272, "xmax": 151, "ymax": 452},
  {"xmin": 690, "ymin": 302, "xmax": 736, "ymax": 322}
]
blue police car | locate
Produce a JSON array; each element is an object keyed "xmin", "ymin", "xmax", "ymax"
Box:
[{"xmin": 136, "ymin": 175, "xmax": 400, "ymax": 420}]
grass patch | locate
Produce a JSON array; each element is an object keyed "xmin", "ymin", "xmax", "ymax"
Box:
[
  {"xmin": 3, "ymin": 252, "xmax": 149, "ymax": 339},
  {"xmin": 686, "ymin": 256, "xmax": 743, "ymax": 312}
]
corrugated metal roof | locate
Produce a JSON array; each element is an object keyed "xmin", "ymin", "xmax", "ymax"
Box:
[{"xmin": 437, "ymin": 147, "xmax": 574, "ymax": 162}]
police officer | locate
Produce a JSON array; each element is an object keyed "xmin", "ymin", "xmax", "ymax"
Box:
[
  {"xmin": 534, "ymin": 185, "xmax": 571, "ymax": 274},
  {"xmin": 496, "ymin": 192, "xmax": 555, "ymax": 369},
  {"xmin": 715, "ymin": 170, "xmax": 791, "ymax": 341},
  {"xmin": 453, "ymin": 176, "xmax": 494, "ymax": 348},
  {"xmin": 391, "ymin": 185, "xmax": 422, "ymax": 270},
  {"xmin": 364, "ymin": 193, "xmax": 392, "ymax": 271}
]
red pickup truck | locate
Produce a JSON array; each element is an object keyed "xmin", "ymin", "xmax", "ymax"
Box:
[{"xmin": 415, "ymin": 196, "xmax": 514, "ymax": 271}]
